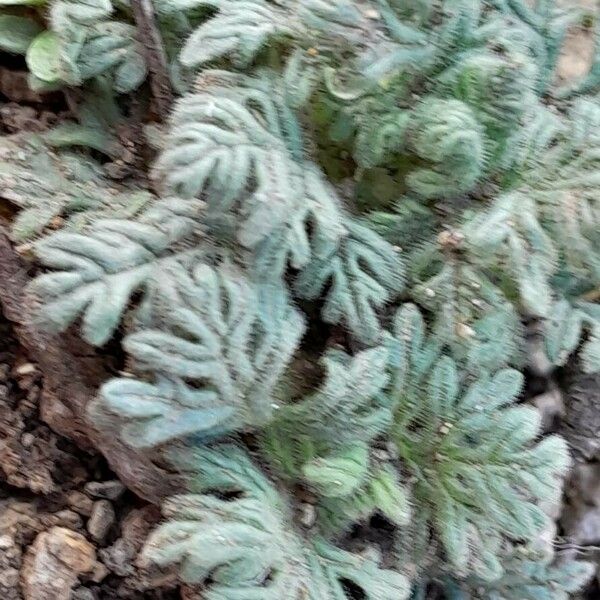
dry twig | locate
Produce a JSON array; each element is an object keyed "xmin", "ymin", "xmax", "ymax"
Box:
[{"xmin": 130, "ymin": 0, "xmax": 174, "ymax": 120}]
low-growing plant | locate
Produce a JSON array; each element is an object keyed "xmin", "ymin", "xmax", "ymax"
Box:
[{"xmin": 1, "ymin": 0, "xmax": 599, "ymax": 597}]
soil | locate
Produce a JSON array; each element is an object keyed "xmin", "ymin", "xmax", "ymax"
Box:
[{"xmin": 0, "ymin": 313, "xmax": 179, "ymax": 600}]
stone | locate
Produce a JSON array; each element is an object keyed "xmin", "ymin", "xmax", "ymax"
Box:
[
  {"xmin": 21, "ymin": 527, "xmax": 96, "ymax": 600},
  {"xmin": 43, "ymin": 509, "xmax": 83, "ymax": 531},
  {"xmin": 67, "ymin": 491, "xmax": 94, "ymax": 517},
  {"xmin": 87, "ymin": 500, "xmax": 116, "ymax": 543},
  {"xmin": 299, "ymin": 503, "xmax": 316, "ymax": 528},
  {"xmin": 564, "ymin": 507, "xmax": 600, "ymax": 546},
  {"xmin": 181, "ymin": 586, "xmax": 203, "ymax": 600},
  {"xmin": 0, "ymin": 566, "xmax": 20, "ymax": 593},
  {"xmin": 13, "ymin": 363, "xmax": 37, "ymax": 377},
  {"xmin": 84, "ymin": 480, "xmax": 126, "ymax": 501},
  {"xmin": 564, "ymin": 372, "xmax": 600, "ymax": 461},
  {"xmin": 20, "ymin": 433, "xmax": 34, "ymax": 448},
  {"xmin": 570, "ymin": 463, "xmax": 600, "ymax": 507},
  {"xmin": 99, "ymin": 538, "xmax": 135, "ymax": 577},
  {"xmin": 89, "ymin": 561, "xmax": 109, "ymax": 583},
  {"xmin": 72, "ymin": 588, "xmax": 96, "ymax": 600},
  {"xmin": 530, "ymin": 387, "xmax": 564, "ymax": 432},
  {"xmin": 526, "ymin": 328, "xmax": 554, "ymax": 377},
  {"xmin": 99, "ymin": 506, "xmax": 159, "ymax": 577}
]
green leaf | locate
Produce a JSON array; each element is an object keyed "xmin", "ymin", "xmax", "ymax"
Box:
[
  {"xmin": 464, "ymin": 194, "xmax": 557, "ymax": 318},
  {"xmin": 410, "ymin": 251, "xmax": 522, "ymax": 371},
  {"xmin": 368, "ymin": 464, "xmax": 411, "ymax": 525},
  {"xmin": 97, "ymin": 377, "xmax": 236, "ymax": 448},
  {"xmin": 43, "ymin": 78, "xmax": 125, "ymax": 157},
  {"xmin": 392, "ymin": 357, "xmax": 568, "ymax": 578},
  {"xmin": 544, "ymin": 299, "xmax": 582, "ymax": 367},
  {"xmin": 30, "ymin": 199, "xmax": 195, "ymax": 346},
  {"xmin": 176, "ymin": 0, "xmax": 367, "ymax": 69},
  {"xmin": 265, "ymin": 346, "xmax": 392, "ymax": 459},
  {"xmin": 0, "ymin": 133, "xmax": 131, "ymax": 241},
  {"xmin": 318, "ymin": 464, "xmax": 410, "ymax": 535},
  {"xmin": 178, "ymin": 0, "xmax": 297, "ymax": 68},
  {"xmin": 389, "ymin": 303, "xmax": 441, "ymax": 382},
  {"xmin": 98, "ymin": 262, "xmax": 305, "ymax": 443},
  {"xmin": 26, "ymin": 30, "xmax": 62, "ymax": 83},
  {"xmin": 302, "ymin": 444, "xmax": 369, "ymax": 498},
  {"xmin": 262, "ymin": 346, "xmax": 401, "ymax": 530},
  {"xmin": 404, "ymin": 97, "xmax": 486, "ymax": 198},
  {"xmin": 508, "ymin": 99, "xmax": 600, "ymax": 288},
  {"xmin": 437, "ymin": 490, "xmax": 469, "ymax": 570},
  {"xmin": 142, "ymin": 445, "xmax": 410, "ymax": 600},
  {"xmin": 0, "ymin": 15, "xmax": 43, "ymax": 54},
  {"xmin": 155, "ymin": 69, "xmax": 343, "ymax": 260},
  {"xmin": 295, "ymin": 219, "xmax": 404, "ymax": 344},
  {"xmin": 76, "ymin": 21, "xmax": 147, "ymax": 92},
  {"xmin": 51, "ymin": 0, "xmax": 112, "ymax": 25}
]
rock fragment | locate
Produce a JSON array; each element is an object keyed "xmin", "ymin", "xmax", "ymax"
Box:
[
  {"xmin": 21, "ymin": 527, "xmax": 96, "ymax": 600},
  {"xmin": 87, "ymin": 500, "xmax": 116, "ymax": 543},
  {"xmin": 85, "ymin": 480, "xmax": 126, "ymax": 501}
]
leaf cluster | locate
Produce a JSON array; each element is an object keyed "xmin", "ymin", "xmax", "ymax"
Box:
[{"xmin": 1, "ymin": 1, "xmax": 598, "ymax": 599}]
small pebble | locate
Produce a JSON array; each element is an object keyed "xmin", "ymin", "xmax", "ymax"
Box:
[
  {"xmin": 530, "ymin": 387, "xmax": 564, "ymax": 432},
  {"xmin": 299, "ymin": 503, "xmax": 316, "ymax": 528},
  {"xmin": 14, "ymin": 363, "xmax": 37, "ymax": 376},
  {"xmin": 84, "ymin": 480, "xmax": 126, "ymax": 501},
  {"xmin": 89, "ymin": 561, "xmax": 109, "ymax": 583},
  {"xmin": 21, "ymin": 527, "xmax": 96, "ymax": 600},
  {"xmin": 0, "ymin": 567, "xmax": 19, "ymax": 588},
  {"xmin": 21, "ymin": 432, "xmax": 35, "ymax": 448},
  {"xmin": 67, "ymin": 491, "xmax": 94, "ymax": 517},
  {"xmin": 87, "ymin": 500, "xmax": 116, "ymax": 544},
  {"xmin": 99, "ymin": 539, "xmax": 135, "ymax": 577},
  {"xmin": 72, "ymin": 588, "xmax": 96, "ymax": 600}
]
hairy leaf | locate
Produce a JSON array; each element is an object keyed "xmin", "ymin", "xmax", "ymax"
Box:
[
  {"xmin": 154, "ymin": 69, "xmax": 344, "ymax": 261},
  {"xmin": 295, "ymin": 219, "xmax": 404, "ymax": 344},
  {"xmin": 0, "ymin": 14, "xmax": 43, "ymax": 54},
  {"xmin": 142, "ymin": 445, "xmax": 410, "ymax": 599},
  {"xmin": 30, "ymin": 199, "xmax": 195, "ymax": 346},
  {"xmin": 391, "ymin": 356, "xmax": 569, "ymax": 579},
  {"xmin": 98, "ymin": 261, "xmax": 305, "ymax": 443}
]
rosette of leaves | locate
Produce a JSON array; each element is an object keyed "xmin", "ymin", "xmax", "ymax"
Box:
[
  {"xmin": 386, "ymin": 307, "xmax": 569, "ymax": 579},
  {"xmin": 154, "ymin": 64, "xmax": 404, "ymax": 343},
  {"xmin": 317, "ymin": 3, "xmax": 542, "ymax": 193},
  {"xmin": 14, "ymin": 1, "xmax": 599, "ymax": 598}
]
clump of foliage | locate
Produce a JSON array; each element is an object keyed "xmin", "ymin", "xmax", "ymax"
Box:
[{"xmin": 1, "ymin": 0, "xmax": 599, "ymax": 598}]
